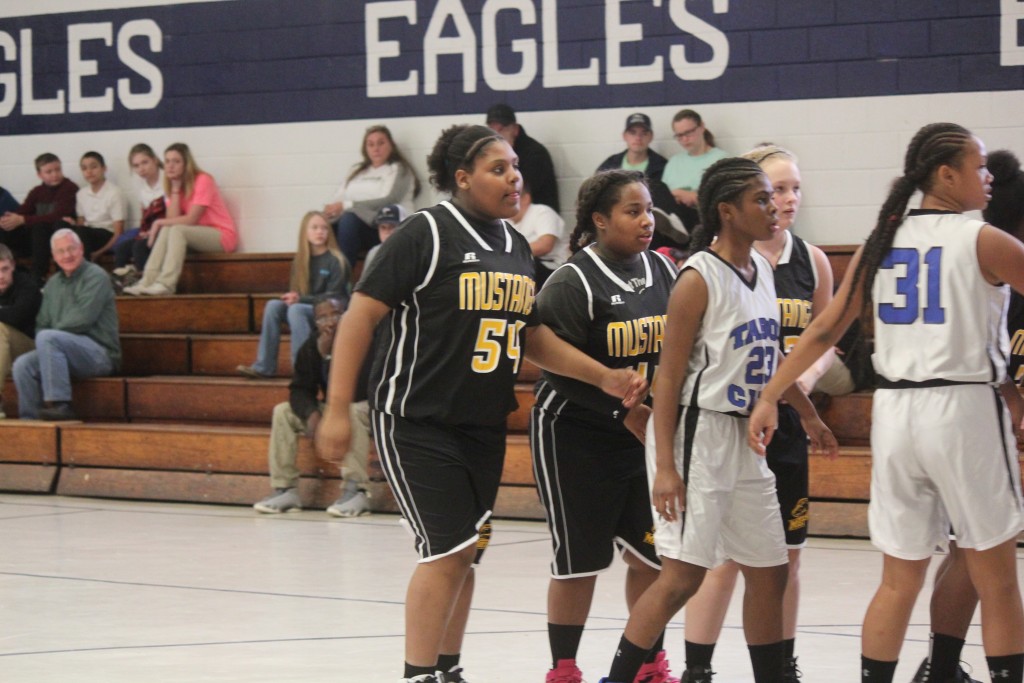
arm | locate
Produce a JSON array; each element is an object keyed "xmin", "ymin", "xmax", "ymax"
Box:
[
  {"xmin": 349, "ymin": 165, "xmax": 414, "ymax": 213},
  {"xmin": 795, "ymin": 243, "xmax": 836, "ymax": 393},
  {"xmin": 748, "ymin": 247, "xmax": 866, "ymax": 453},
  {"xmin": 671, "ymin": 188, "xmax": 698, "ymax": 208},
  {"xmin": 314, "ymin": 293, "xmax": 391, "ymax": 462},
  {"xmin": 651, "ymin": 268, "xmax": 707, "ymax": 521},
  {"xmin": 91, "ymin": 220, "xmax": 124, "ymax": 258},
  {"xmin": 530, "ymin": 234, "xmax": 557, "ymax": 257},
  {"xmin": 289, "ymin": 339, "xmax": 323, "ymax": 423}
]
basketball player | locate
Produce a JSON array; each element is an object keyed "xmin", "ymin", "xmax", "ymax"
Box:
[
  {"xmin": 598, "ymin": 157, "xmax": 838, "ymax": 683},
  {"xmin": 748, "ymin": 123, "xmax": 1024, "ymax": 683},
  {"xmin": 532, "ymin": 170, "xmax": 678, "ymax": 683},
  {"xmin": 315, "ymin": 124, "xmax": 646, "ymax": 683}
]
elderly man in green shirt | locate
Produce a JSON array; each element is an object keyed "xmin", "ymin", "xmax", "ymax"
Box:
[{"xmin": 13, "ymin": 228, "xmax": 120, "ymax": 420}]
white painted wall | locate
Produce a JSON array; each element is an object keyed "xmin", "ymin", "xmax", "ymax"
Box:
[{"xmin": 4, "ymin": 1, "xmax": 1023, "ymax": 251}]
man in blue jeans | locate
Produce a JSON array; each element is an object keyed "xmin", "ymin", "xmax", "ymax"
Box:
[{"xmin": 13, "ymin": 228, "xmax": 120, "ymax": 420}]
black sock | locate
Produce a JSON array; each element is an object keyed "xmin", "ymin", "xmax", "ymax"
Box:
[
  {"xmin": 548, "ymin": 623, "xmax": 585, "ymax": 667},
  {"xmin": 685, "ymin": 640, "xmax": 716, "ymax": 669},
  {"xmin": 436, "ymin": 653, "xmax": 460, "ymax": 672},
  {"xmin": 928, "ymin": 632, "xmax": 965, "ymax": 680},
  {"xmin": 987, "ymin": 653, "xmax": 1024, "ymax": 683},
  {"xmin": 404, "ymin": 662, "xmax": 437, "ymax": 679},
  {"xmin": 783, "ymin": 637, "xmax": 796, "ymax": 660},
  {"xmin": 748, "ymin": 641, "xmax": 784, "ymax": 683},
  {"xmin": 861, "ymin": 655, "xmax": 897, "ymax": 683},
  {"xmin": 644, "ymin": 632, "xmax": 666, "ymax": 663},
  {"xmin": 607, "ymin": 635, "xmax": 651, "ymax": 683}
]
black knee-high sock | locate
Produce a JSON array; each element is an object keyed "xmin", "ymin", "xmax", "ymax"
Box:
[
  {"xmin": 783, "ymin": 637, "xmax": 796, "ymax": 659},
  {"xmin": 548, "ymin": 623, "xmax": 585, "ymax": 667},
  {"xmin": 404, "ymin": 662, "xmax": 437, "ymax": 679},
  {"xmin": 607, "ymin": 635, "xmax": 651, "ymax": 683},
  {"xmin": 987, "ymin": 653, "xmax": 1024, "ymax": 683},
  {"xmin": 748, "ymin": 641, "xmax": 784, "ymax": 683},
  {"xmin": 685, "ymin": 640, "xmax": 716, "ymax": 669},
  {"xmin": 436, "ymin": 653, "xmax": 460, "ymax": 672},
  {"xmin": 861, "ymin": 655, "xmax": 897, "ymax": 683},
  {"xmin": 643, "ymin": 632, "xmax": 666, "ymax": 663},
  {"xmin": 928, "ymin": 632, "xmax": 965, "ymax": 680}
]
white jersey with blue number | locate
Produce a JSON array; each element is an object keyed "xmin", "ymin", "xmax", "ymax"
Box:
[
  {"xmin": 680, "ymin": 249, "xmax": 779, "ymax": 416},
  {"xmin": 871, "ymin": 211, "xmax": 1009, "ymax": 384}
]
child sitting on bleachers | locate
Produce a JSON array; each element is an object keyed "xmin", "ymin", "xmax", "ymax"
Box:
[{"xmin": 112, "ymin": 144, "xmax": 165, "ymax": 287}]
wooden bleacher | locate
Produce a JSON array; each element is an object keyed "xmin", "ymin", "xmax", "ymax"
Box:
[{"xmin": 0, "ymin": 244, "xmax": 952, "ymax": 538}]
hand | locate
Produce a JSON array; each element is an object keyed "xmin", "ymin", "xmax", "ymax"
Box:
[
  {"xmin": 651, "ymin": 466, "xmax": 686, "ymax": 522},
  {"xmin": 146, "ymin": 222, "xmax": 165, "ymax": 247},
  {"xmin": 323, "ymin": 202, "xmax": 343, "ymax": 220},
  {"xmin": 0, "ymin": 213, "xmax": 25, "ymax": 231},
  {"xmin": 281, "ymin": 291, "xmax": 300, "ymax": 305},
  {"xmin": 304, "ymin": 411, "xmax": 322, "ymax": 439},
  {"xmin": 314, "ymin": 404, "xmax": 351, "ymax": 466},
  {"xmin": 623, "ymin": 403, "xmax": 652, "ymax": 443},
  {"xmin": 801, "ymin": 415, "xmax": 839, "ymax": 460},
  {"xmin": 599, "ymin": 368, "xmax": 648, "ymax": 409},
  {"xmin": 671, "ymin": 189, "xmax": 698, "ymax": 207},
  {"xmin": 747, "ymin": 399, "xmax": 779, "ymax": 456}
]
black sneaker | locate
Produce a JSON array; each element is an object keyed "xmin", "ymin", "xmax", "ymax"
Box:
[
  {"xmin": 39, "ymin": 402, "xmax": 77, "ymax": 421},
  {"xmin": 910, "ymin": 658, "xmax": 981, "ymax": 683},
  {"xmin": 783, "ymin": 656, "xmax": 802, "ymax": 682},
  {"xmin": 680, "ymin": 666, "xmax": 714, "ymax": 683}
]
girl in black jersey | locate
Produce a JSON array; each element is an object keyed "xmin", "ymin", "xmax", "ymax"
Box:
[
  {"xmin": 678, "ymin": 145, "xmax": 834, "ymax": 682},
  {"xmin": 533, "ymin": 170, "xmax": 678, "ymax": 683},
  {"xmin": 315, "ymin": 125, "xmax": 646, "ymax": 683}
]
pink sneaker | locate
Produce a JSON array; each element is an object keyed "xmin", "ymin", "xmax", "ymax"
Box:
[
  {"xmin": 634, "ymin": 650, "xmax": 680, "ymax": 683},
  {"xmin": 546, "ymin": 658, "xmax": 584, "ymax": 683}
]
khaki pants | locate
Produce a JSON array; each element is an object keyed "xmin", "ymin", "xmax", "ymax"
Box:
[
  {"xmin": 140, "ymin": 224, "xmax": 224, "ymax": 291},
  {"xmin": 0, "ymin": 322, "xmax": 35, "ymax": 393},
  {"xmin": 268, "ymin": 400, "xmax": 370, "ymax": 489}
]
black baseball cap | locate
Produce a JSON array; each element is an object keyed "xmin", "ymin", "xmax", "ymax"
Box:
[
  {"xmin": 374, "ymin": 204, "xmax": 407, "ymax": 227},
  {"xmin": 486, "ymin": 103, "xmax": 517, "ymax": 126},
  {"xmin": 624, "ymin": 113, "xmax": 652, "ymax": 132}
]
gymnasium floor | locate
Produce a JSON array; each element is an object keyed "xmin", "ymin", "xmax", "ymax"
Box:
[{"xmin": 0, "ymin": 493, "xmax": 1011, "ymax": 682}]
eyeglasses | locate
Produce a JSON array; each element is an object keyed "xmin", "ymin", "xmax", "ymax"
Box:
[{"xmin": 673, "ymin": 125, "xmax": 701, "ymax": 140}]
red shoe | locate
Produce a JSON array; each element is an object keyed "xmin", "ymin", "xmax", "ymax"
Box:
[
  {"xmin": 546, "ymin": 658, "xmax": 584, "ymax": 683},
  {"xmin": 634, "ymin": 650, "xmax": 680, "ymax": 683}
]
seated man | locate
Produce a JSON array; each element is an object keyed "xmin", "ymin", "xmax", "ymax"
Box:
[
  {"xmin": 0, "ymin": 244, "xmax": 43, "ymax": 417},
  {"xmin": 253, "ymin": 295, "xmax": 372, "ymax": 517},
  {"xmin": 596, "ymin": 112, "xmax": 668, "ymax": 180},
  {"xmin": 13, "ymin": 229, "xmax": 120, "ymax": 421}
]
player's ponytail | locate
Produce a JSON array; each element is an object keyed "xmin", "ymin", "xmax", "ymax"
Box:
[
  {"xmin": 984, "ymin": 149, "xmax": 1024, "ymax": 236},
  {"xmin": 570, "ymin": 169, "xmax": 647, "ymax": 253},
  {"xmin": 690, "ymin": 157, "xmax": 765, "ymax": 253},
  {"xmin": 427, "ymin": 124, "xmax": 505, "ymax": 195},
  {"xmin": 845, "ymin": 122, "xmax": 972, "ymax": 318}
]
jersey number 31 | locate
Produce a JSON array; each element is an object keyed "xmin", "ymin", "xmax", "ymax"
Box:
[{"xmin": 878, "ymin": 247, "xmax": 945, "ymax": 325}]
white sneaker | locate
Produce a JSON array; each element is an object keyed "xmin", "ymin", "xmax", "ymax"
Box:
[
  {"xmin": 326, "ymin": 489, "xmax": 370, "ymax": 517},
  {"xmin": 253, "ymin": 488, "xmax": 301, "ymax": 514},
  {"xmin": 139, "ymin": 282, "xmax": 173, "ymax": 296},
  {"xmin": 122, "ymin": 282, "xmax": 145, "ymax": 295},
  {"xmin": 112, "ymin": 265, "xmax": 136, "ymax": 277},
  {"xmin": 398, "ymin": 676, "xmax": 437, "ymax": 683}
]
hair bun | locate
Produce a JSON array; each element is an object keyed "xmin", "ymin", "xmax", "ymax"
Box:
[{"xmin": 988, "ymin": 149, "xmax": 1022, "ymax": 186}]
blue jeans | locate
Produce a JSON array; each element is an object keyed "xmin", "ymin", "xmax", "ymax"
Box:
[
  {"xmin": 13, "ymin": 330, "xmax": 113, "ymax": 418},
  {"xmin": 251, "ymin": 300, "xmax": 314, "ymax": 375},
  {"xmin": 333, "ymin": 211, "xmax": 377, "ymax": 269}
]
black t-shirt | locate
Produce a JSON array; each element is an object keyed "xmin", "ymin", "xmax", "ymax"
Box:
[
  {"xmin": 356, "ymin": 201, "xmax": 538, "ymax": 426},
  {"xmin": 535, "ymin": 245, "xmax": 677, "ymax": 429}
]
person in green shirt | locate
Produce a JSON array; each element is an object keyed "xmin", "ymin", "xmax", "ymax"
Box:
[
  {"xmin": 12, "ymin": 228, "xmax": 120, "ymax": 421},
  {"xmin": 661, "ymin": 109, "xmax": 729, "ymax": 211}
]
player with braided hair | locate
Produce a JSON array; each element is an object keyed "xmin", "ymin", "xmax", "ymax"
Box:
[
  {"xmin": 598, "ymin": 157, "xmax": 837, "ymax": 683},
  {"xmin": 749, "ymin": 123, "xmax": 1024, "ymax": 683},
  {"xmin": 533, "ymin": 169, "xmax": 678, "ymax": 683}
]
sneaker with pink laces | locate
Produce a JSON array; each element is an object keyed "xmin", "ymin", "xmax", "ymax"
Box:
[
  {"xmin": 634, "ymin": 650, "xmax": 680, "ymax": 683},
  {"xmin": 546, "ymin": 658, "xmax": 584, "ymax": 683}
]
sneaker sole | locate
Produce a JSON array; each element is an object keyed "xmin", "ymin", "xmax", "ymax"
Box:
[
  {"xmin": 326, "ymin": 507, "xmax": 370, "ymax": 518},
  {"xmin": 253, "ymin": 505, "xmax": 302, "ymax": 514}
]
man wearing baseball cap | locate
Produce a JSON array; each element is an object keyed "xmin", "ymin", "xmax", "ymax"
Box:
[
  {"xmin": 485, "ymin": 103, "xmax": 560, "ymax": 212},
  {"xmin": 596, "ymin": 112, "xmax": 668, "ymax": 181},
  {"xmin": 361, "ymin": 203, "xmax": 408, "ymax": 275}
]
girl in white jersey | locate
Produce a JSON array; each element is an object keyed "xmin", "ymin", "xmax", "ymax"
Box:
[
  {"xmin": 748, "ymin": 122, "xmax": 1024, "ymax": 683},
  {"xmin": 599, "ymin": 157, "xmax": 837, "ymax": 683}
]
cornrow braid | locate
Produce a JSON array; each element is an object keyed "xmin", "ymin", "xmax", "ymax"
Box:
[
  {"xmin": 690, "ymin": 157, "xmax": 765, "ymax": 253},
  {"xmin": 570, "ymin": 169, "xmax": 647, "ymax": 253},
  {"xmin": 844, "ymin": 122, "xmax": 972, "ymax": 318}
]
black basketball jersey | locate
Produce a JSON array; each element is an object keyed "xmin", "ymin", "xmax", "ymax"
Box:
[
  {"xmin": 357, "ymin": 201, "xmax": 538, "ymax": 425},
  {"xmin": 1007, "ymin": 291, "xmax": 1024, "ymax": 387},
  {"xmin": 770, "ymin": 231, "xmax": 817, "ymax": 355},
  {"xmin": 534, "ymin": 245, "xmax": 677, "ymax": 428}
]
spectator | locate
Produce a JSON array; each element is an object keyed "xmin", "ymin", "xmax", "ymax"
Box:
[
  {"xmin": 253, "ymin": 295, "xmax": 371, "ymax": 517},
  {"xmin": 509, "ymin": 186, "xmax": 566, "ymax": 288},
  {"xmin": 13, "ymin": 229, "xmax": 120, "ymax": 421},
  {"xmin": 124, "ymin": 143, "xmax": 237, "ymax": 296},
  {"xmin": 112, "ymin": 143, "xmax": 166, "ymax": 282},
  {"xmin": 0, "ymin": 186, "xmax": 18, "ymax": 216},
  {"xmin": 237, "ymin": 211, "xmax": 350, "ymax": 379},
  {"xmin": 596, "ymin": 112, "xmax": 669, "ymax": 180},
  {"xmin": 0, "ymin": 244, "xmax": 42, "ymax": 418},
  {"xmin": 486, "ymin": 103, "xmax": 560, "ymax": 212},
  {"xmin": 323, "ymin": 125, "xmax": 421, "ymax": 269},
  {"xmin": 361, "ymin": 203, "xmax": 408, "ymax": 274},
  {"xmin": 0, "ymin": 154, "xmax": 79, "ymax": 277},
  {"xmin": 660, "ymin": 109, "xmax": 729, "ymax": 231}
]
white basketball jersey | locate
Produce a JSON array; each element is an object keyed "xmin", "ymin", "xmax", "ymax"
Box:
[
  {"xmin": 679, "ymin": 249, "xmax": 780, "ymax": 415},
  {"xmin": 871, "ymin": 211, "xmax": 1009, "ymax": 384}
]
